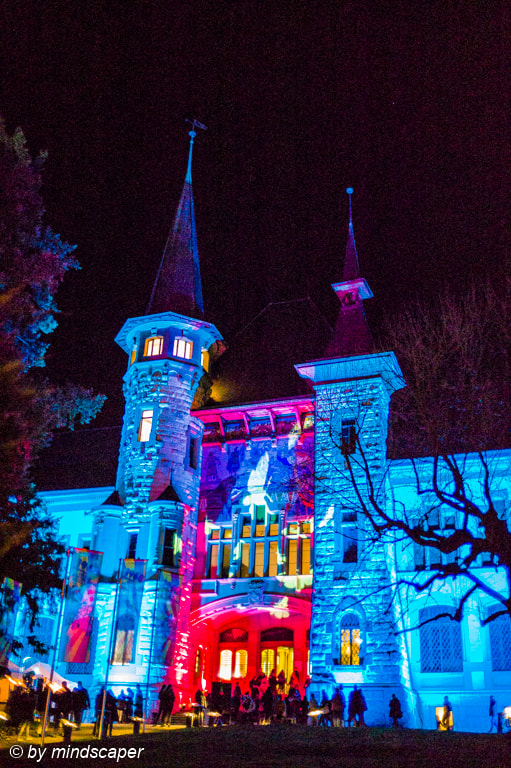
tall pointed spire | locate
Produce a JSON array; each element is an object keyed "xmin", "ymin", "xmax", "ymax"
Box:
[
  {"xmin": 324, "ymin": 188, "xmax": 374, "ymax": 357},
  {"xmin": 146, "ymin": 124, "xmax": 205, "ymax": 318},
  {"xmin": 342, "ymin": 187, "xmax": 360, "ymax": 281}
]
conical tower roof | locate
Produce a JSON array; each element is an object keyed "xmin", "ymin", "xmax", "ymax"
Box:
[
  {"xmin": 146, "ymin": 128, "xmax": 204, "ymax": 318},
  {"xmin": 325, "ymin": 188, "xmax": 374, "ymax": 357}
]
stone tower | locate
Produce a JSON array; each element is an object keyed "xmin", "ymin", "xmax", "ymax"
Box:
[
  {"xmin": 296, "ymin": 189, "xmax": 410, "ymax": 723},
  {"xmin": 94, "ymin": 126, "xmax": 222, "ymax": 697}
]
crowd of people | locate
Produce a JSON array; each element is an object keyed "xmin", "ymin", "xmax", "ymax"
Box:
[{"xmin": 5, "ymin": 678, "xmax": 90, "ymax": 740}]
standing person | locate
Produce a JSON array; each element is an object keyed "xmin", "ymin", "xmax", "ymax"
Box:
[
  {"xmin": 163, "ymin": 684, "xmax": 175, "ymax": 725},
  {"xmin": 155, "ymin": 685, "xmax": 167, "ymax": 725},
  {"xmin": 489, "ymin": 696, "xmax": 498, "ymax": 733},
  {"xmin": 134, "ymin": 684, "xmax": 144, "ymax": 721},
  {"xmin": 92, "ymin": 688, "xmax": 104, "ymax": 737},
  {"xmin": 441, "ymin": 695, "xmax": 453, "ymax": 731},
  {"xmin": 389, "ymin": 693, "xmax": 402, "ymax": 728},
  {"xmin": 307, "ymin": 693, "xmax": 319, "ymax": 726},
  {"xmin": 232, "ymin": 683, "xmax": 242, "ymax": 722},
  {"xmin": 72, "ymin": 681, "xmax": 90, "ymax": 729},
  {"xmin": 194, "ymin": 688, "xmax": 206, "ymax": 726},
  {"xmin": 331, "ymin": 688, "xmax": 345, "ymax": 727}
]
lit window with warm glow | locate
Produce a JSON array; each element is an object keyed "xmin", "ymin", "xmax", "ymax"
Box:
[
  {"xmin": 173, "ymin": 336, "xmax": 193, "ymax": 360},
  {"xmin": 261, "ymin": 648, "xmax": 275, "ymax": 677},
  {"xmin": 138, "ymin": 409, "xmax": 153, "ymax": 442},
  {"xmin": 340, "ymin": 613, "xmax": 361, "ymax": 665},
  {"xmin": 233, "ymin": 649, "xmax": 248, "ymax": 678},
  {"xmin": 201, "ymin": 348, "xmax": 209, "ymax": 371},
  {"xmin": 218, "ymin": 649, "xmax": 232, "ymax": 680},
  {"xmin": 144, "ymin": 335, "xmax": 163, "ymax": 357}
]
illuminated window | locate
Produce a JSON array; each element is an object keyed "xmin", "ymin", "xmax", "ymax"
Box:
[
  {"xmin": 300, "ymin": 537, "xmax": 311, "ymax": 575},
  {"xmin": 138, "ymin": 409, "xmax": 153, "ymax": 442},
  {"xmin": 239, "ymin": 542, "xmax": 250, "ymax": 578},
  {"xmin": 233, "ymin": 650, "xmax": 248, "ymax": 678},
  {"xmin": 173, "ymin": 336, "xmax": 193, "ymax": 360},
  {"xmin": 254, "ymin": 542, "xmax": 265, "ymax": 577},
  {"xmin": 130, "ymin": 343, "xmax": 138, "ymax": 365},
  {"xmin": 490, "ymin": 614, "xmax": 511, "ymax": 671},
  {"xmin": 209, "ymin": 545, "xmax": 218, "ymax": 578},
  {"xmin": 220, "ymin": 544, "xmax": 231, "ymax": 578},
  {"xmin": 268, "ymin": 513, "xmax": 279, "ymax": 536},
  {"xmin": 261, "ymin": 648, "xmax": 275, "ymax": 677},
  {"xmin": 201, "ymin": 348, "xmax": 210, "ymax": 371},
  {"xmin": 195, "ymin": 648, "xmax": 202, "ymax": 678},
  {"xmin": 268, "ymin": 541, "xmax": 278, "ymax": 577},
  {"xmin": 419, "ymin": 606, "xmax": 462, "ymax": 672},
  {"xmin": 218, "ymin": 649, "xmax": 232, "ymax": 680},
  {"xmin": 144, "ymin": 335, "xmax": 163, "ymax": 357},
  {"xmin": 340, "ymin": 613, "xmax": 361, "ymax": 665},
  {"xmin": 287, "ymin": 539, "xmax": 298, "ymax": 575}
]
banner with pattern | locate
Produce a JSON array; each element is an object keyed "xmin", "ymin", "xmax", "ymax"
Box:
[
  {"xmin": 61, "ymin": 549, "xmax": 103, "ymax": 663},
  {"xmin": 153, "ymin": 569, "xmax": 181, "ymax": 665},
  {"xmin": 112, "ymin": 559, "xmax": 147, "ymax": 664}
]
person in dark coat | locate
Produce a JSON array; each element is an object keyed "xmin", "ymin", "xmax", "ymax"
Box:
[
  {"xmin": 156, "ymin": 685, "xmax": 167, "ymax": 725},
  {"xmin": 389, "ymin": 693, "xmax": 402, "ymax": 728},
  {"xmin": 231, "ymin": 683, "xmax": 242, "ymax": 722},
  {"xmin": 163, "ymin": 684, "xmax": 175, "ymax": 724},
  {"xmin": 72, "ymin": 681, "xmax": 90, "ymax": 728}
]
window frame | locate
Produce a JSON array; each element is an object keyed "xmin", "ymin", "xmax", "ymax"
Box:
[
  {"xmin": 143, "ymin": 335, "xmax": 164, "ymax": 357},
  {"xmin": 173, "ymin": 336, "xmax": 193, "ymax": 360}
]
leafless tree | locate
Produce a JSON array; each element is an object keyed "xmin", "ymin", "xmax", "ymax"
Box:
[{"xmin": 325, "ymin": 283, "xmax": 511, "ymax": 629}]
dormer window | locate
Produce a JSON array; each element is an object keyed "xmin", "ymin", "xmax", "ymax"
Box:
[
  {"xmin": 201, "ymin": 348, "xmax": 210, "ymax": 371},
  {"xmin": 173, "ymin": 336, "xmax": 193, "ymax": 360},
  {"xmin": 138, "ymin": 409, "xmax": 153, "ymax": 442},
  {"xmin": 144, "ymin": 335, "xmax": 163, "ymax": 357}
]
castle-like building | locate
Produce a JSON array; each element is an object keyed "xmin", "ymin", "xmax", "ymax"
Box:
[{"xmin": 22, "ymin": 131, "xmax": 510, "ymax": 731}]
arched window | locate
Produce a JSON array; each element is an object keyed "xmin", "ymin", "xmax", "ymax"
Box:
[
  {"xmin": 339, "ymin": 613, "xmax": 361, "ymax": 665},
  {"xmin": 489, "ymin": 613, "xmax": 511, "ymax": 671},
  {"xmin": 218, "ymin": 649, "xmax": 232, "ymax": 680},
  {"xmin": 261, "ymin": 648, "xmax": 274, "ymax": 677},
  {"xmin": 219, "ymin": 628, "xmax": 248, "ymax": 643},
  {"xmin": 419, "ymin": 606, "xmax": 462, "ymax": 672},
  {"xmin": 233, "ymin": 649, "xmax": 248, "ymax": 678}
]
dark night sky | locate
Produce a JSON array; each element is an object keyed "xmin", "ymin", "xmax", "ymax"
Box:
[{"xmin": 1, "ymin": 1, "xmax": 508, "ymax": 428}]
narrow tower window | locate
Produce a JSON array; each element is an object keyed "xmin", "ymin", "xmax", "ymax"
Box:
[
  {"xmin": 341, "ymin": 419, "xmax": 357, "ymax": 455},
  {"xmin": 173, "ymin": 336, "xmax": 193, "ymax": 360},
  {"xmin": 161, "ymin": 528, "xmax": 176, "ymax": 568},
  {"xmin": 144, "ymin": 335, "xmax": 163, "ymax": 357},
  {"xmin": 127, "ymin": 532, "xmax": 138, "ymax": 560},
  {"xmin": 138, "ymin": 409, "xmax": 153, "ymax": 442}
]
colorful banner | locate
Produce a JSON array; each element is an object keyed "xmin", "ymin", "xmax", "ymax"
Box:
[
  {"xmin": 61, "ymin": 549, "xmax": 103, "ymax": 663},
  {"xmin": 153, "ymin": 570, "xmax": 181, "ymax": 665},
  {"xmin": 0, "ymin": 577, "xmax": 22, "ymax": 664},
  {"xmin": 112, "ymin": 559, "xmax": 147, "ymax": 665}
]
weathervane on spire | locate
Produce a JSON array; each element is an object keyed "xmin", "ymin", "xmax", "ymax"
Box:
[{"xmin": 184, "ymin": 119, "xmax": 207, "ymax": 183}]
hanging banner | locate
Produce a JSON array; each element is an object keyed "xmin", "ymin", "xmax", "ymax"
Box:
[
  {"xmin": 154, "ymin": 570, "xmax": 181, "ymax": 665},
  {"xmin": 61, "ymin": 549, "xmax": 103, "ymax": 664},
  {"xmin": 112, "ymin": 559, "xmax": 147, "ymax": 665},
  {"xmin": 0, "ymin": 577, "xmax": 22, "ymax": 664}
]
